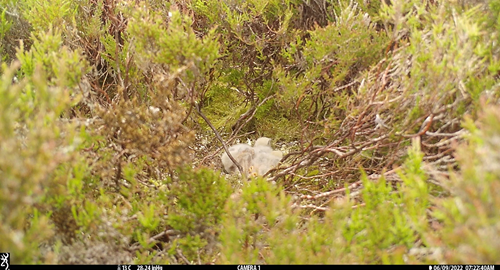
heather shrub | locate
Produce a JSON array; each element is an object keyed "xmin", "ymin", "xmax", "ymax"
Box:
[
  {"xmin": 0, "ymin": 27, "xmax": 87, "ymax": 262},
  {"xmin": 1, "ymin": 0, "xmax": 500, "ymax": 265},
  {"xmin": 429, "ymin": 105, "xmax": 500, "ymax": 263}
]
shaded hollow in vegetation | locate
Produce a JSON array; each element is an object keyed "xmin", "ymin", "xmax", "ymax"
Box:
[{"xmin": 0, "ymin": 0, "xmax": 500, "ymax": 264}]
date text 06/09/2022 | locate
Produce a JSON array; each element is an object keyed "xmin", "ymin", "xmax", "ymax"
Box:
[{"xmin": 431, "ymin": 265, "xmax": 494, "ymax": 270}]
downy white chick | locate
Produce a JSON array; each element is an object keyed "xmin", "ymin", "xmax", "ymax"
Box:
[
  {"xmin": 253, "ymin": 137, "xmax": 273, "ymax": 154},
  {"xmin": 249, "ymin": 137, "xmax": 283, "ymax": 176},
  {"xmin": 221, "ymin": 137, "xmax": 283, "ymax": 177},
  {"xmin": 221, "ymin": 143, "xmax": 255, "ymax": 175},
  {"xmin": 249, "ymin": 150, "xmax": 283, "ymax": 176}
]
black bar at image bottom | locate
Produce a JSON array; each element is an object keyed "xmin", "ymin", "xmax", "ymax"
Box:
[{"xmin": 5, "ymin": 265, "xmax": 498, "ymax": 270}]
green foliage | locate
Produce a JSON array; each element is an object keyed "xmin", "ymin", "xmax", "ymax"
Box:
[
  {"xmin": 126, "ymin": 4, "xmax": 220, "ymax": 83},
  {"xmin": 168, "ymin": 168, "xmax": 231, "ymax": 233},
  {"xmin": 0, "ymin": 60, "xmax": 82, "ymax": 263},
  {"xmin": 0, "ymin": 22, "xmax": 87, "ymax": 263},
  {"xmin": 302, "ymin": 1, "xmax": 386, "ymax": 83},
  {"xmin": 167, "ymin": 168, "xmax": 231, "ymax": 263},
  {"xmin": 0, "ymin": 8, "xmax": 13, "ymax": 60},
  {"xmin": 2, "ymin": 0, "xmax": 500, "ymax": 265},
  {"xmin": 17, "ymin": 28, "xmax": 87, "ymax": 88},
  {"xmin": 273, "ymin": 0, "xmax": 389, "ymax": 135},
  {"xmin": 379, "ymin": 0, "xmax": 499, "ymax": 122},
  {"xmin": 343, "ymin": 140, "xmax": 429, "ymax": 263},
  {"xmin": 19, "ymin": 0, "xmax": 76, "ymax": 31},
  {"xmin": 430, "ymin": 105, "xmax": 500, "ymax": 263},
  {"xmin": 219, "ymin": 177, "xmax": 294, "ymax": 263}
]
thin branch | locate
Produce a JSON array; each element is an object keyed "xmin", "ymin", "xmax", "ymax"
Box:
[
  {"xmin": 195, "ymin": 103, "xmax": 245, "ymax": 177},
  {"xmin": 299, "ymin": 181, "xmax": 362, "ymax": 200},
  {"xmin": 177, "ymin": 249, "xmax": 191, "ymax": 265}
]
